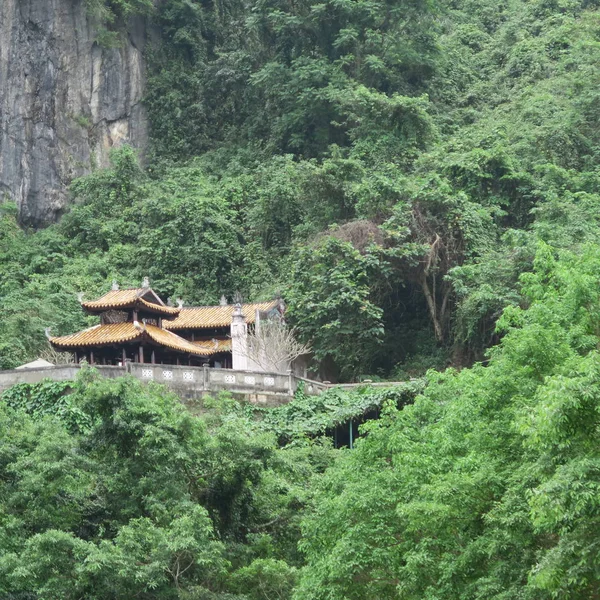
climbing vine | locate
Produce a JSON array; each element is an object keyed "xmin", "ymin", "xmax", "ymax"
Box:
[
  {"xmin": 257, "ymin": 380, "xmax": 424, "ymax": 442},
  {"xmin": 1, "ymin": 380, "xmax": 92, "ymax": 433}
]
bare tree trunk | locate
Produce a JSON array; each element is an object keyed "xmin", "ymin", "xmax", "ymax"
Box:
[
  {"xmin": 420, "ymin": 273, "xmax": 444, "ymax": 343},
  {"xmin": 440, "ymin": 283, "xmax": 452, "ymax": 335},
  {"xmin": 417, "ymin": 232, "xmax": 450, "ymax": 343}
]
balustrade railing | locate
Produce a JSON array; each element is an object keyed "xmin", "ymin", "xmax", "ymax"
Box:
[{"xmin": 0, "ymin": 363, "xmax": 328, "ymax": 400}]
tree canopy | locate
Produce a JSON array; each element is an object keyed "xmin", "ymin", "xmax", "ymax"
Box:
[{"xmin": 297, "ymin": 244, "xmax": 600, "ymax": 600}]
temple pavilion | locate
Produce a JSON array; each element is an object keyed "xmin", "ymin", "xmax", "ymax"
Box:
[
  {"xmin": 49, "ymin": 283, "xmax": 283, "ymax": 369},
  {"xmin": 163, "ymin": 297, "xmax": 282, "ymax": 368}
]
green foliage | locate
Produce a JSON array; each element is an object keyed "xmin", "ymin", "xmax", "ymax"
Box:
[
  {"xmin": 259, "ymin": 381, "xmax": 424, "ymax": 441},
  {"xmin": 84, "ymin": 0, "xmax": 155, "ymax": 47},
  {"xmin": 6, "ymin": 244, "xmax": 600, "ymax": 597},
  {"xmin": 8, "ymin": 0, "xmax": 600, "ymax": 376},
  {"xmin": 146, "ymin": 0, "xmax": 438, "ymax": 160},
  {"xmin": 136, "ymin": 167, "xmax": 243, "ymax": 301},
  {"xmin": 1, "ymin": 379, "xmax": 91, "ymax": 434},
  {"xmin": 0, "ymin": 196, "xmax": 107, "ymax": 367},
  {"xmin": 0, "ymin": 370, "xmax": 352, "ymax": 598},
  {"xmin": 297, "ymin": 244, "xmax": 600, "ymax": 599},
  {"xmin": 3, "ymin": 0, "xmax": 600, "ymax": 596},
  {"xmin": 286, "ymin": 237, "xmax": 385, "ymax": 378},
  {"xmin": 85, "ymin": 0, "xmax": 154, "ymax": 20},
  {"xmin": 229, "ymin": 558, "xmax": 297, "ymax": 600}
]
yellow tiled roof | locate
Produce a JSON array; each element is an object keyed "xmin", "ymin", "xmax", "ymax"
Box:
[
  {"xmin": 81, "ymin": 288, "xmax": 180, "ymax": 317},
  {"xmin": 164, "ymin": 301, "xmax": 279, "ymax": 330},
  {"xmin": 50, "ymin": 323, "xmax": 210, "ymax": 356},
  {"xmin": 192, "ymin": 338, "xmax": 232, "ymax": 355},
  {"xmin": 139, "ymin": 298, "xmax": 180, "ymax": 315},
  {"xmin": 50, "ymin": 323, "xmax": 142, "ymax": 347},
  {"xmin": 144, "ymin": 325, "xmax": 210, "ymax": 356}
]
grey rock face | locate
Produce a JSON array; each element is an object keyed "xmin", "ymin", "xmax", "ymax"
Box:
[{"xmin": 0, "ymin": 0, "xmax": 148, "ymax": 226}]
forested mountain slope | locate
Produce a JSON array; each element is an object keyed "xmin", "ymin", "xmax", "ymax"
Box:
[
  {"xmin": 1, "ymin": 0, "xmax": 599, "ymax": 379},
  {"xmin": 2, "ymin": 0, "xmax": 600, "ymax": 598}
]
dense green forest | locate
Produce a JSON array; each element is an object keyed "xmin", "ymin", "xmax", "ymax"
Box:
[
  {"xmin": 3, "ymin": 248, "xmax": 600, "ymax": 598},
  {"xmin": 1, "ymin": 0, "xmax": 597, "ymax": 378},
  {"xmin": 2, "ymin": 0, "xmax": 600, "ymax": 596}
]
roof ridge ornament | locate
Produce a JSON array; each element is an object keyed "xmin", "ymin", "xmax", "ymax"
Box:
[
  {"xmin": 142, "ymin": 276, "xmax": 150, "ymax": 288},
  {"xmin": 233, "ymin": 290, "xmax": 243, "ymax": 306},
  {"xmin": 111, "ymin": 280, "xmax": 119, "ymax": 291},
  {"xmin": 77, "ymin": 292, "xmax": 85, "ymax": 303},
  {"xmin": 176, "ymin": 298, "xmax": 184, "ymax": 308},
  {"xmin": 220, "ymin": 295, "xmax": 228, "ymax": 306}
]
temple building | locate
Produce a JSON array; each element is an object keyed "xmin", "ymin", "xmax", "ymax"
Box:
[
  {"xmin": 163, "ymin": 296, "xmax": 283, "ymax": 369},
  {"xmin": 49, "ymin": 283, "xmax": 284, "ymax": 370}
]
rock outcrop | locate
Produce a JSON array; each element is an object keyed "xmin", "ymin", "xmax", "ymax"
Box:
[{"xmin": 0, "ymin": 0, "xmax": 149, "ymax": 226}]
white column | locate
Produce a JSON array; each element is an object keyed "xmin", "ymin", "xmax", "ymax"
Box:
[
  {"xmin": 254, "ymin": 308, "xmax": 270, "ymax": 372},
  {"xmin": 231, "ymin": 304, "xmax": 248, "ymax": 370}
]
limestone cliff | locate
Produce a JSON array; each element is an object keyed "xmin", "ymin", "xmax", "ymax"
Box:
[{"xmin": 0, "ymin": 0, "xmax": 149, "ymax": 226}]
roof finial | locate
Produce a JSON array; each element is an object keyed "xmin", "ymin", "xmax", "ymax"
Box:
[
  {"xmin": 111, "ymin": 279, "xmax": 119, "ymax": 291},
  {"xmin": 44, "ymin": 327, "xmax": 52, "ymax": 340},
  {"xmin": 176, "ymin": 298, "xmax": 184, "ymax": 308},
  {"xmin": 77, "ymin": 292, "xmax": 85, "ymax": 303},
  {"xmin": 167, "ymin": 297, "xmax": 174, "ymax": 307},
  {"xmin": 220, "ymin": 295, "xmax": 228, "ymax": 306},
  {"xmin": 233, "ymin": 290, "xmax": 243, "ymax": 306},
  {"xmin": 142, "ymin": 276, "xmax": 150, "ymax": 288}
]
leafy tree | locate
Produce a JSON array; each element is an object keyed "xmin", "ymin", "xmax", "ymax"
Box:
[
  {"xmin": 286, "ymin": 237, "xmax": 385, "ymax": 378},
  {"xmin": 136, "ymin": 167, "xmax": 243, "ymax": 303},
  {"xmin": 146, "ymin": 0, "xmax": 439, "ymax": 159},
  {"xmin": 0, "ymin": 370, "xmax": 342, "ymax": 598},
  {"xmin": 297, "ymin": 243, "xmax": 600, "ymax": 599},
  {"xmin": 0, "ymin": 373, "xmax": 227, "ymax": 598}
]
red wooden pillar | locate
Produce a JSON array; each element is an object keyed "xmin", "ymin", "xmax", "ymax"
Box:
[
  {"xmin": 90, "ymin": 350, "xmax": 95, "ymax": 365},
  {"xmin": 139, "ymin": 346, "xmax": 144, "ymax": 364}
]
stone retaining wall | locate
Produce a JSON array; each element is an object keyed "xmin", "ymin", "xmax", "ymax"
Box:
[{"xmin": 0, "ymin": 364, "xmax": 328, "ymax": 406}]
